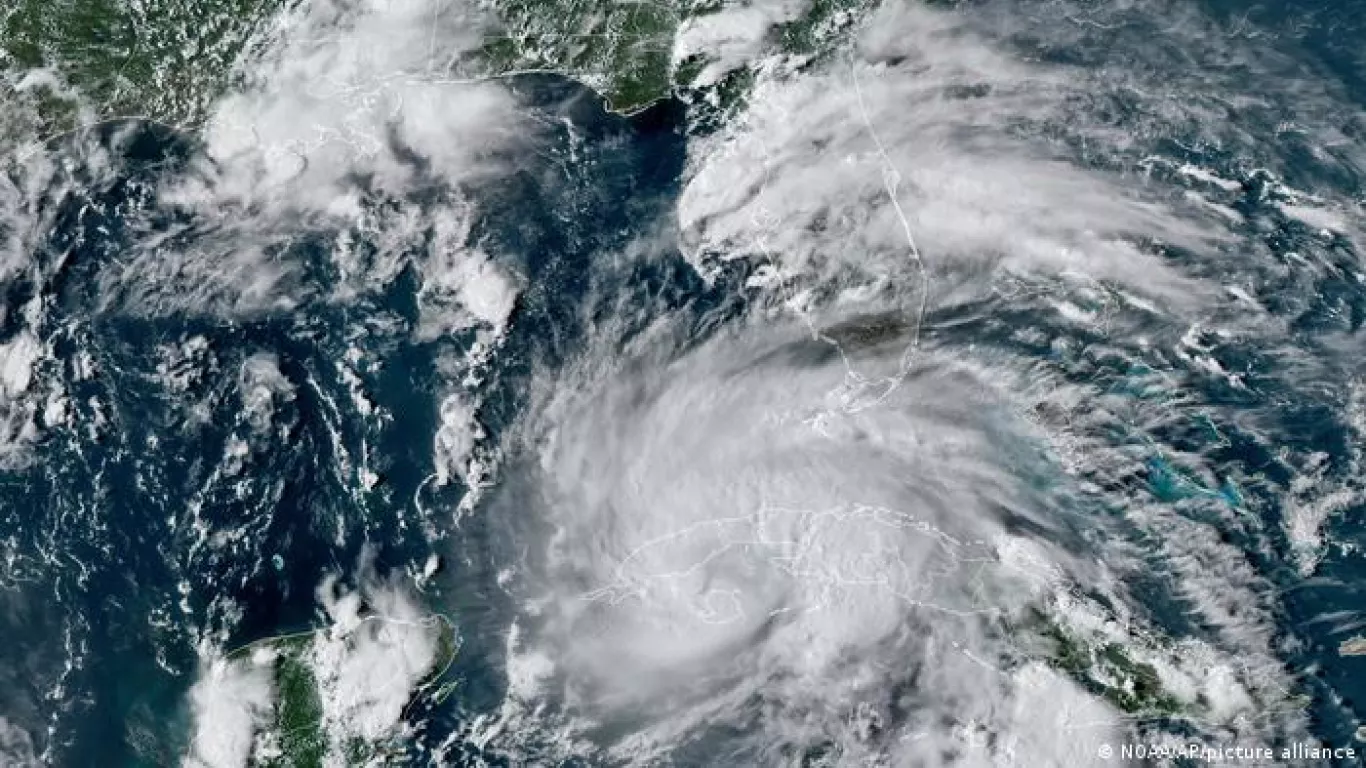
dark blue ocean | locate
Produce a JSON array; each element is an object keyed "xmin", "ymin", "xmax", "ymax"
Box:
[{"xmin": 1, "ymin": 0, "xmax": 1365, "ymax": 764}]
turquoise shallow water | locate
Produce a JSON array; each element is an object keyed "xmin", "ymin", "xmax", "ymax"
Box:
[{"xmin": 1, "ymin": 0, "xmax": 1365, "ymax": 764}]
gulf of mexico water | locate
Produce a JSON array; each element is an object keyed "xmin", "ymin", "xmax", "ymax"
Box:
[
  {"xmin": 0, "ymin": 74, "xmax": 697, "ymax": 764},
  {"xmin": 0, "ymin": 0, "xmax": 1365, "ymax": 764}
]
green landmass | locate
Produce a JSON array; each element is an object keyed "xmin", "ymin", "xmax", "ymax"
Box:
[
  {"xmin": 2, "ymin": 0, "xmax": 880, "ymax": 143},
  {"xmin": 473, "ymin": 0, "xmax": 685, "ymax": 114},
  {"xmin": 676, "ymin": 57, "xmax": 754, "ymax": 134},
  {"xmin": 268, "ymin": 637, "xmax": 327, "ymax": 768},
  {"xmin": 225, "ymin": 616, "xmax": 458, "ymax": 768},
  {"xmin": 471, "ymin": 0, "xmax": 876, "ymax": 115},
  {"xmin": 1, "ymin": 0, "xmax": 290, "ymax": 139},
  {"xmin": 1032, "ymin": 611, "xmax": 1184, "ymax": 717},
  {"xmin": 774, "ymin": 0, "xmax": 870, "ymax": 58}
]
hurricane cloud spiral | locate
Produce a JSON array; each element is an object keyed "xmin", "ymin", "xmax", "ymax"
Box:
[{"xmin": 1, "ymin": 0, "xmax": 1364, "ymax": 764}]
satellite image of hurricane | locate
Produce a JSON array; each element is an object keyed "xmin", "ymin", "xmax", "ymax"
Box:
[{"xmin": 2, "ymin": 0, "xmax": 1366, "ymax": 765}]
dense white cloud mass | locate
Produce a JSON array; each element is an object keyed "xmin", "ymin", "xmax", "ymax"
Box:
[
  {"xmin": 182, "ymin": 573, "xmax": 447, "ymax": 768},
  {"xmin": 479, "ymin": 320, "xmax": 1130, "ymax": 764},
  {"xmin": 0, "ymin": 716, "xmax": 40, "ymax": 768},
  {"xmin": 6, "ymin": 0, "xmax": 1362, "ymax": 760},
  {"xmin": 179, "ymin": 0, "xmax": 519, "ymax": 211},
  {"xmin": 680, "ymin": 3, "xmax": 1217, "ymax": 314},
  {"xmin": 473, "ymin": 305, "xmax": 1310, "ymax": 763},
  {"xmin": 458, "ymin": 0, "xmax": 1363, "ymax": 763},
  {"xmin": 680, "ymin": 0, "xmax": 1363, "ymax": 317},
  {"xmin": 183, "ymin": 656, "xmax": 276, "ymax": 768},
  {"xmin": 314, "ymin": 575, "xmax": 446, "ymax": 746},
  {"xmin": 672, "ymin": 0, "xmax": 810, "ymax": 87},
  {"xmin": 3, "ymin": 0, "xmax": 533, "ymax": 324},
  {"xmin": 0, "ymin": 0, "xmax": 524, "ymax": 485}
]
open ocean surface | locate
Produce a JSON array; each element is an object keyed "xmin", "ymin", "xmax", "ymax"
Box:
[{"xmin": 2, "ymin": 0, "xmax": 1366, "ymax": 764}]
